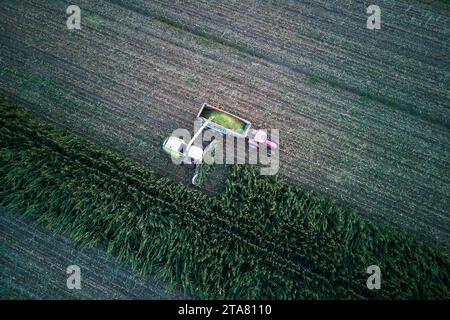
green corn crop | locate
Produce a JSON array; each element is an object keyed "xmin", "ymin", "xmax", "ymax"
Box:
[{"xmin": 0, "ymin": 97, "xmax": 449, "ymax": 299}]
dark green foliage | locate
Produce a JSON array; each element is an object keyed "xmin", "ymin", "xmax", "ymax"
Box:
[
  {"xmin": 192, "ymin": 163, "xmax": 212, "ymax": 187},
  {"xmin": 1, "ymin": 97, "xmax": 449, "ymax": 299},
  {"xmin": 305, "ymin": 74, "xmax": 322, "ymax": 86}
]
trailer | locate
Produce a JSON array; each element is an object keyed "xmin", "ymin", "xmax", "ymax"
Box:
[{"xmin": 195, "ymin": 103, "xmax": 251, "ymax": 138}]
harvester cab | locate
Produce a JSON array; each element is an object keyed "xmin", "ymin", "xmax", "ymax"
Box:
[
  {"xmin": 162, "ymin": 136, "xmax": 203, "ymax": 164},
  {"xmin": 162, "ymin": 115, "xmax": 215, "ymax": 165}
]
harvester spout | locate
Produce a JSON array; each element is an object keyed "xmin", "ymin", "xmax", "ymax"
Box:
[{"xmin": 185, "ymin": 116, "xmax": 215, "ymax": 153}]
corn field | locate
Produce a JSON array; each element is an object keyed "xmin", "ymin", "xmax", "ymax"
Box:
[
  {"xmin": 1, "ymin": 97, "xmax": 449, "ymax": 299},
  {"xmin": 1, "ymin": 0, "xmax": 449, "ymax": 250}
]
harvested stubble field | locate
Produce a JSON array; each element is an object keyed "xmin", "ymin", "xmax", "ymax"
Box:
[
  {"xmin": 0, "ymin": 0, "xmax": 449, "ymax": 253},
  {"xmin": 0, "ymin": 207, "xmax": 184, "ymax": 299}
]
